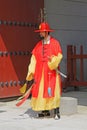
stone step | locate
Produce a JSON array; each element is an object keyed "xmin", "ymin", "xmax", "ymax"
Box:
[{"xmin": 60, "ymin": 97, "xmax": 78, "ymax": 115}]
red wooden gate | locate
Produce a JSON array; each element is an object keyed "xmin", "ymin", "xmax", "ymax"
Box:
[
  {"xmin": 63, "ymin": 45, "xmax": 87, "ymax": 89},
  {"xmin": 0, "ymin": 0, "xmax": 44, "ymax": 98}
]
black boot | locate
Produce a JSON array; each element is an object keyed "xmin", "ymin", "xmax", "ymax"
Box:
[
  {"xmin": 37, "ymin": 113, "xmax": 44, "ymax": 118},
  {"xmin": 42, "ymin": 110, "xmax": 50, "ymax": 117},
  {"xmin": 37, "ymin": 110, "xmax": 50, "ymax": 118},
  {"xmin": 54, "ymin": 107, "xmax": 60, "ymax": 120}
]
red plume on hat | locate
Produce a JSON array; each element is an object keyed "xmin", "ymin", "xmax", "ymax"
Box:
[{"xmin": 35, "ymin": 22, "xmax": 54, "ymax": 32}]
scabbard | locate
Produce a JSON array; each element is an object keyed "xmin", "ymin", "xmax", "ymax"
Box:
[{"xmin": 16, "ymin": 85, "xmax": 33, "ymax": 107}]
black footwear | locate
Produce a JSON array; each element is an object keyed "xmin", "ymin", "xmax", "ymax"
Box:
[
  {"xmin": 54, "ymin": 108, "xmax": 60, "ymax": 120},
  {"xmin": 37, "ymin": 110, "xmax": 50, "ymax": 118},
  {"xmin": 37, "ymin": 113, "xmax": 44, "ymax": 118},
  {"xmin": 45, "ymin": 112, "xmax": 50, "ymax": 117},
  {"xmin": 54, "ymin": 113, "xmax": 60, "ymax": 120},
  {"xmin": 42, "ymin": 110, "xmax": 50, "ymax": 117}
]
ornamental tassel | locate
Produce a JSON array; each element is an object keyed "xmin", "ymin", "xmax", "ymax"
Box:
[
  {"xmin": 48, "ymin": 87, "xmax": 52, "ymax": 97},
  {"xmin": 48, "ymin": 72, "xmax": 52, "ymax": 97}
]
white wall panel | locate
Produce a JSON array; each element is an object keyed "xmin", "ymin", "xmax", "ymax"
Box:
[{"xmin": 44, "ymin": 0, "xmax": 87, "ymax": 78}]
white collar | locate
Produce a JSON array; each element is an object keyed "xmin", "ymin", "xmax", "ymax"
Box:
[{"xmin": 42, "ymin": 36, "xmax": 50, "ymax": 44}]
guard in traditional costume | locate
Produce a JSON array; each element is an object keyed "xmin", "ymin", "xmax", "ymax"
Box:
[{"xmin": 24, "ymin": 22, "xmax": 63, "ymax": 119}]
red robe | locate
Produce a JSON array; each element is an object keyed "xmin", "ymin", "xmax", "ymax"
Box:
[{"xmin": 32, "ymin": 37, "xmax": 62, "ymax": 98}]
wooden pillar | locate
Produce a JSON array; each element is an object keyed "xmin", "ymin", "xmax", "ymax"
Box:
[
  {"xmin": 80, "ymin": 45, "xmax": 84, "ymax": 81},
  {"xmin": 67, "ymin": 45, "xmax": 74, "ymax": 81},
  {"xmin": 73, "ymin": 46, "xmax": 77, "ymax": 81}
]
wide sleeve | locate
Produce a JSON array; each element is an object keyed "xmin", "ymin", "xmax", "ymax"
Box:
[
  {"xmin": 26, "ymin": 55, "xmax": 36, "ymax": 81},
  {"xmin": 48, "ymin": 53, "xmax": 63, "ymax": 70}
]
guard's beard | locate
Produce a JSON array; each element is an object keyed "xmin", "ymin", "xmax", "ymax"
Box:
[{"xmin": 39, "ymin": 34, "xmax": 44, "ymax": 40}]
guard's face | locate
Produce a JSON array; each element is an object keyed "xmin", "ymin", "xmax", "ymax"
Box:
[{"xmin": 39, "ymin": 31, "xmax": 48, "ymax": 39}]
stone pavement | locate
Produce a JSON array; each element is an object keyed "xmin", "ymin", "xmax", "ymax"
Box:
[{"xmin": 0, "ymin": 90, "xmax": 87, "ymax": 130}]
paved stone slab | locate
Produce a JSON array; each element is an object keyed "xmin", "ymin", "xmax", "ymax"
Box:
[{"xmin": 60, "ymin": 97, "xmax": 78, "ymax": 115}]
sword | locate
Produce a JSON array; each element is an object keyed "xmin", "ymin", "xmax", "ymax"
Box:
[
  {"xmin": 47, "ymin": 56, "xmax": 67, "ymax": 78},
  {"xmin": 56, "ymin": 69, "xmax": 67, "ymax": 78}
]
